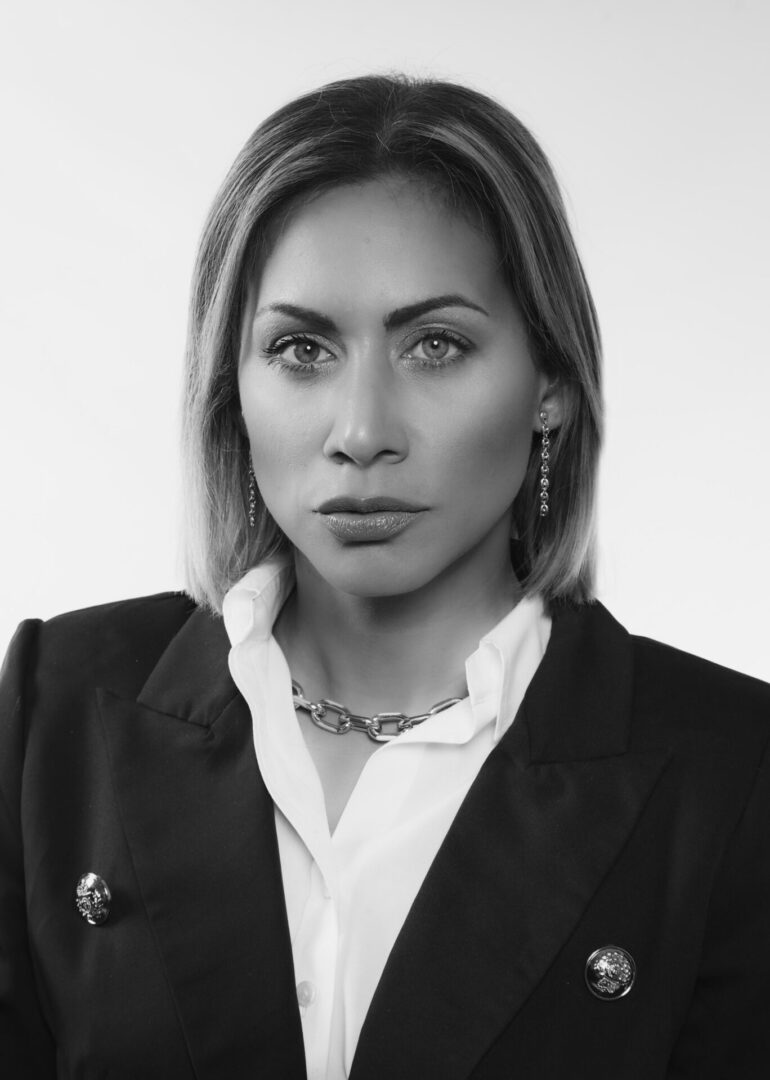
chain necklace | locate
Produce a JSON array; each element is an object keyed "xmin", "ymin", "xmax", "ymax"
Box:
[{"xmin": 291, "ymin": 679, "xmax": 465, "ymax": 743}]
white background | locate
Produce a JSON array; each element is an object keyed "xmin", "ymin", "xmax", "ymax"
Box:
[{"xmin": 2, "ymin": 0, "xmax": 768, "ymax": 680}]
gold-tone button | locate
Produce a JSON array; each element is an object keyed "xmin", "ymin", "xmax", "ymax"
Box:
[
  {"xmin": 585, "ymin": 945, "xmax": 635, "ymax": 1000},
  {"xmin": 75, "ymin": 872, "xmax": 112, "ymax": 925}
]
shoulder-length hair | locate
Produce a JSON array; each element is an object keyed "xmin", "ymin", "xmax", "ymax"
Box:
[{"xmin": 182, "ymin": 74, "xmax": 602, "ymax": 613}]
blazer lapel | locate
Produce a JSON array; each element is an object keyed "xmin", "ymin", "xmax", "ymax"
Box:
[
  {"xmin": 97, "ymin": 608, "xmax": 306, "ymax": 1080},
  {"xmin": 351, "ymin": 602, "xmax": 671, "ymax": 1080}
]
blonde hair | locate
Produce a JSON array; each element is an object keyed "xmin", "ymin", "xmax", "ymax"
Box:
[{"xmin": 182, "ymin": 74, "xmax": 602, "ymax": 612}]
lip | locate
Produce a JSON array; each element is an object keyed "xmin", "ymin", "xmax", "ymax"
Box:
[
  {"xmin": 316, "ymin": 496, "xmax": 425, "ymax": 513},
  {"xmin": 319, "ymin": 508, "xmax": 424, "ymax": 542}
]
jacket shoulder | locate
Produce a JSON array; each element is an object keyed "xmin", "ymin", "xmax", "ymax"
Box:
[
  {"xmin": 630, "ymin": 631, "xmax": 770, "ymax": 751},
  {"xmin": 41, "ymin": 590, "xmax": 198, "ymax": 637},
  {"xmin": 30, "ymin": 592, "xmax": 204, "ymax": 702}
]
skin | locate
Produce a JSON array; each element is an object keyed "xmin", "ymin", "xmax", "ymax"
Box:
[{"xmin": 238, "ymin": 178, "xmax": 563, "ymax": 827}]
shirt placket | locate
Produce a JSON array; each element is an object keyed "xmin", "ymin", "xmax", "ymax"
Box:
[{"xmin": 294, "ymin": 861, "xmax": 338, "ymax": 1080}]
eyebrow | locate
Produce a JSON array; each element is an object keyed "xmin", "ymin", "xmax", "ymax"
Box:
[{"xmin": 254, "ymin": 294, "xmax": 489, "ymax": 333}]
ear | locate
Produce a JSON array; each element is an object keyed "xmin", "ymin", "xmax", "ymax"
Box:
[{"xmin": 532, "ymin": 374, "xmax": 569, "ymax": 432}]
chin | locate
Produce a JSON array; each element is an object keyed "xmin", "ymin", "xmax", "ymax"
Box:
[{"xmin": 299, "ymin": 542, "xmax": 443, "ymax": 600}]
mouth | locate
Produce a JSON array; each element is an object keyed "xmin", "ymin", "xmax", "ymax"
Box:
[
  {"xmin": 316, "ymin": 496, "xmax": 426, "ymax": 514},
  {"xmin": 315, "ymin": 496, "xmax": 426, "ymax": 542}
]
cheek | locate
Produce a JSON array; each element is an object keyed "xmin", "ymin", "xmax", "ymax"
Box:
[
  {"xmin": 240, "ymin": 380, "xmax": 312, "ymax": 476},
  {"xmin": 244, "ymin": 408, "xmax": 312, "ymax": 532},
  {"xmin": 251, "ymin": 423, "xmax": 308, "ymax": 474},
  {"xmin": 444, "ymin": 378, "xmax": 536, "ymax": 496}
]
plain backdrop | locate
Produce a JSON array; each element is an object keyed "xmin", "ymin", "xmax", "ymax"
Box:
[{"xmin": 1, "ymin": 0, "xmax": 768, "ymax": 680}]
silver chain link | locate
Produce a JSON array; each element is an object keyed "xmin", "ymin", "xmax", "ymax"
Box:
[{"xmin": 291, "ymin": 680, "xmax": 464, "ymax": 743}]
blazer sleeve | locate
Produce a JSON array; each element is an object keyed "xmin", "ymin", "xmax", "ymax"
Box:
[
  {"xmin": 0, "ymin": 621, "xmax": 57, "ymax": 1077},
  {"xmin": 668, "ymin": 727, "xmax": 770, "ymax": 1077}
]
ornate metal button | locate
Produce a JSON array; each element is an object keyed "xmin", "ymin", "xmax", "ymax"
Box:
[
  {"xmin": 75, "ymin": 872, "xmax": 112, "ymax": 925},
  {"xmin": 585, "ymin": 945, "xmax": 636, "ymax": 1000}
]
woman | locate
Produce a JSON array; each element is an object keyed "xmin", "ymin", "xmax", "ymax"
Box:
[{"xmin": 1, "ymin": 74, "xmax": 768, "ymax": 1079}]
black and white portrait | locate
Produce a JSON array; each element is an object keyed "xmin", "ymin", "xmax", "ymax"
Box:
[{"xmin": 1, "ymin": 2, "xmax": 768, "ymax": 1077}]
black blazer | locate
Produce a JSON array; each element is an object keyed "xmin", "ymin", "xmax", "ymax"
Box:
[{"xmin": 1, "ymin": 592, "xmax": 769, "ymax": 1079}]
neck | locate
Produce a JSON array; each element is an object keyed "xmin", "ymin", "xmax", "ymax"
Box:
[{"xmin": 273, "ymin": 533, "xmax": 522, "ymax": 717}]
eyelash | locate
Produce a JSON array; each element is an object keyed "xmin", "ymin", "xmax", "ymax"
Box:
[{"xmin": 262, "ymin": 328, "xmax": 474, "ymax": 376}]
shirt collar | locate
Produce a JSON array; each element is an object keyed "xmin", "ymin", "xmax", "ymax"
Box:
[
  {"xmin": 222, "ymin": 555, "xmax": 550, "ymax": 746},
  {"xmin": 467, "ymin": 593, "xmax": 551, "ymax": 741},
  {"xmin": 222, "ymin": 554, "xmax": 296, "ymax": 645}
]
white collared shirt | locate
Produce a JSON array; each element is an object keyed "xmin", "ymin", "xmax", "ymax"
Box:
[{"xmin": 223, "ymin": 555, "xmax": 551, "ymax": 1080}]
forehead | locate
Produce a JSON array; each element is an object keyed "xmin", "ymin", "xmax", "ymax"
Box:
[{"xmin": 251, "ymin": 179, "xmax": 509, "ymax": 314}]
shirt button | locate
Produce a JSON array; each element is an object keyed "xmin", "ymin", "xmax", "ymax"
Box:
[{"xmin": 297, "ymin": 980, "xmax": 316, "ymax": 1008}]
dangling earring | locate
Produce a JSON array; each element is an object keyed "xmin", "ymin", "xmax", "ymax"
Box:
[
  {"xmin": 539, "ymin": 410, "xmax": 550, "ymax": 518},
  {"xmin": 247, "ymin": 458, "xmax": 257, "ymax": 529}
]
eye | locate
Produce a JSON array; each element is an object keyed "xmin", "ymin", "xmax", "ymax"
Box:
[
  {"xmin": 264, "ymin": 334, "xmax": 335, "ymax": 371},
  {"xmin": 403, "ymin": 329, "xmax": 471, "ymax": 367}
]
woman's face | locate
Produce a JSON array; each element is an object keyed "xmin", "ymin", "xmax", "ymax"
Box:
[{"xmin": 238, "ymin": 178, "xmax": 555, "ymax": 599}]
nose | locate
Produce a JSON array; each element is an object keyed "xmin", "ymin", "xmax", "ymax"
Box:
[{"xmin": 322, "ymin": 353, "xmax": 408, "ymax": 467}]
